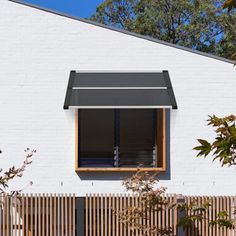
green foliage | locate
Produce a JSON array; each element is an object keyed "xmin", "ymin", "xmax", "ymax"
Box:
[
  {"xmin": 194, "ymin": 139, "xmax": 212, "ymax": 157},
  {"xmin": 194, "ymin": 115, "xmax": 236, "ymax": 166},
  {"xmin": 119, "ymin": 170, "xmax": 234, "ymax": 234},
  {"xmin": 177, "ymin": 200, "xmax": 210, "ymax": 229},
  {"xmin": 91, "ymin": 0, "xmax": 236, "ymax": 59},
  {"xmin": 178, "ymin": 200, "xmax": 234, "ymax": 230},
  {"xmin": 211, "ymin": 211, "xmax": 235, "ymax": 229}
]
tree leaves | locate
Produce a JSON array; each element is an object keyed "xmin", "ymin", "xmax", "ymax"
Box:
[
  {"xmin": 194, "ymin": 115, "xmax": 236, "ymax": 167},
  {"xmin": 120, "ymin": 170, "xmax": 235, "ymax": 234},
  {"xmin": 193, "ymin": 139, "xmax": 212, "ymax": 157},
  {"xmin": 177, "ymin": 200, "xmax": 234, "ymax": 230},
  {"xmin": 91, "ymin": 0, "xmax": 236, "ymax": 60},
  {"xmin": 119, "ymin": 170, "xmax": 173, "ymax": 235},
  {"xmin": 210, "ymin": 211, "xmax": 235, "ymax": 229}
]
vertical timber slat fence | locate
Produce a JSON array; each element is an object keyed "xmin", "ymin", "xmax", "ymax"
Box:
[
  {"xmin": 184, "ymin": 195, "xmax": 236, "ymax": 236},
  {"xmin": 85, "ymin": 194, "xmax": 177, "ymax": 236},
  {"xmin": 0, "ymin": 194, "xmax": 76, "ymax": 236},
  {"xmin": 0, "ymin": 194, "xmax": 236, "ymax": 235}
]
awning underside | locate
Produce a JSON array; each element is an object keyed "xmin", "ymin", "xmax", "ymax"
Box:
[{"xmin": 64, "ymin": 71, "xmax": 177, "ymax": 109}]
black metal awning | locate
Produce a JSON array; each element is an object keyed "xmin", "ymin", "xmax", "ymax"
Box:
[{"xmin": 63, "ymin": 71, "xmax": 177, "ymax": 109}]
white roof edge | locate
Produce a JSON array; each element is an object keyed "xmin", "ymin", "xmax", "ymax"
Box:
[
  {"xmin": 75, "ymin": 70, "xmax": 164, "ymax": 73},
  {"xmin": 8, "ymin": 0, "xmax": 235, "ymax": 65},
  {"xmin": 72, "ymin": 87, "xmax": 168, "ymax": 90},
  {"xmin": 69, "ymin": 106, "xmax": 173, "ymax": 109}
]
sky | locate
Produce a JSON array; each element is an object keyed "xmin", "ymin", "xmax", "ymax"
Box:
[{"xmin": 23, "ymin": 0, "xmax": 104, "ymax": 18}]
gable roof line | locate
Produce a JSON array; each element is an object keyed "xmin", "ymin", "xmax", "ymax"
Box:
[{"xmin": 9, "ymin": 0, "xmax": 234, "ymax": 64}]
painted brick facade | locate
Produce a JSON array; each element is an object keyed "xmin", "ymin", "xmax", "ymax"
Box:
[{"xmin": 0, "ymin": 0, "xmax": 235, "ymax": 195}]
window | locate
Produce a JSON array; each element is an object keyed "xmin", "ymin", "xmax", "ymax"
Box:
[
  {"xmin": 64, "ymin": 71, "xmax": 176, "ymax": 171},
  {"xmin": 75, "ymin": 109, "xmax": 166, "ymax": 172}
]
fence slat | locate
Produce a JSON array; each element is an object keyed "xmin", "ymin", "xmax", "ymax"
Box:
[
  {"xmin": 68, "ymin": 194, "xmax": 71, "ymax": 236},
  {"xmin": 101, "ymin": 195, "xmax": 104, "ymax": 236},
  {"xmin": 2, "ymin": 194, "xmax": 5, "ymax": 236},
  {"xmin": 104, "ymin": 194, "xmax": 107, "ymax": 236},
  {"xmin": 54, "ymin": 194, "xmax": 56, "ymax": 236},
  {"xmin": 34, "ymin": 195, "xmax": 37, "ymax": 236},
  {"xmin": 120, "ymin": 194, "xmax": 124, "ymax": 236},
  {"xmin": 116, "ymin": 195, "xmax": 119, "ymax": 236},
  {"xmin": 72, "ymin": 194, "xmax": 75, "ymax": 236},
  {"xmin": 112, "ymin": 195, "xmax": 115, "ymax": 236},
  {"xmin": 30, "ymin": 195, "xmax": 33, "ymax": 236},
  {"xmin": 38, "ymin": 194, "xmax": 42, "ymax": 236},
  {"xmin": 127, "ymin": 194, "xmax": 130, "ymax": 236},
  {"xmin": 108, "ymin": 194, "xmax": 111, "ymax": 236},
  {"xmin": 17, "ymin": 195, "xmax": 21, "ymax": 236},
  {"xmin": 97, "ymin": 194, "xmax": 100, "ymax": 236}
]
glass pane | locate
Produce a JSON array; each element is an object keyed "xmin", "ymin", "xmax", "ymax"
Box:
[
  {"xmin": 119, "ymin": 109, "xmax": 155, "ymax": 168},
  {"xmin": 79, "ymin": 109, "xmax": 115, "ymax": 168}
]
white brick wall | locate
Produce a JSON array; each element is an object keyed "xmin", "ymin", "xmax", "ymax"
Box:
[{"xmin": 0, "ymin": 0, "xmax": 236, "ymax": 196}]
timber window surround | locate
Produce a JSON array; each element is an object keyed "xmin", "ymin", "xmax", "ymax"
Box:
[
  {"xmin": 75, "ymin": 108, "xmax": 167, "ymax": 171},
  {"xmin": 64, "ymin": 71, "xmax": 177, "ymax": 172}
]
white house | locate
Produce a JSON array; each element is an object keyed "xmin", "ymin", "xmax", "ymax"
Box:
[{"xmin": 0, "ymin": 0, "xmax": 236, "ymax": 196}]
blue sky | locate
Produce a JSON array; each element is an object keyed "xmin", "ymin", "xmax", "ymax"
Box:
[{"xmin": 23, "ymin": 0, "xmax": 104, "ymax": 18}]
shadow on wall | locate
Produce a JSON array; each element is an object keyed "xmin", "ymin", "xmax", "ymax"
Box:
[
  {"xmin": 77, "ymin": 167, "xmax": 170, "ymax": 181},
  {"xmin": 77, "ymin": 110, "xmax": 171, "ymax": 181}
]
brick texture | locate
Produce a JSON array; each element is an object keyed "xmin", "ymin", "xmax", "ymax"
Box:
[{"xmin": 0, "ymin": 0, "xmax": 235, "ymax": 196}]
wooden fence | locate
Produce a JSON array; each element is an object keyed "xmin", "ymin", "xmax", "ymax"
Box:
[
  {"xmin": 0, "ymin": 194, "xmax": 236, "ymax": 236},
  {"xmin": 184, "ymin": 196, "xmax": 236, "ymax": 236},
  {"xmin": 85, "ymin": 194, "xmax": 178, "ymax": 236},
  {"xmin": 0, "ymin": 194, "xmax": 76, "ymax": 236}
]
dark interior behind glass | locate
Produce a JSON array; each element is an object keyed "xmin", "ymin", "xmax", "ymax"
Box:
[
  {"xmin": 78, "ymin": 109, "xmax": 156, "ymax": 168},
  {"xmin": 79, "ymin": 109, "xmax": 115, "ymax": 167},
  {"xmin": 119, "ymin": 109, "xmax": 155, "ymax": 167}
]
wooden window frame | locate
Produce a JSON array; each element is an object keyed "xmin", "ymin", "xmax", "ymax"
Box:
[{"xmin": 75, "ymin": 109, "xmax": 166, "ymax": 172}]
